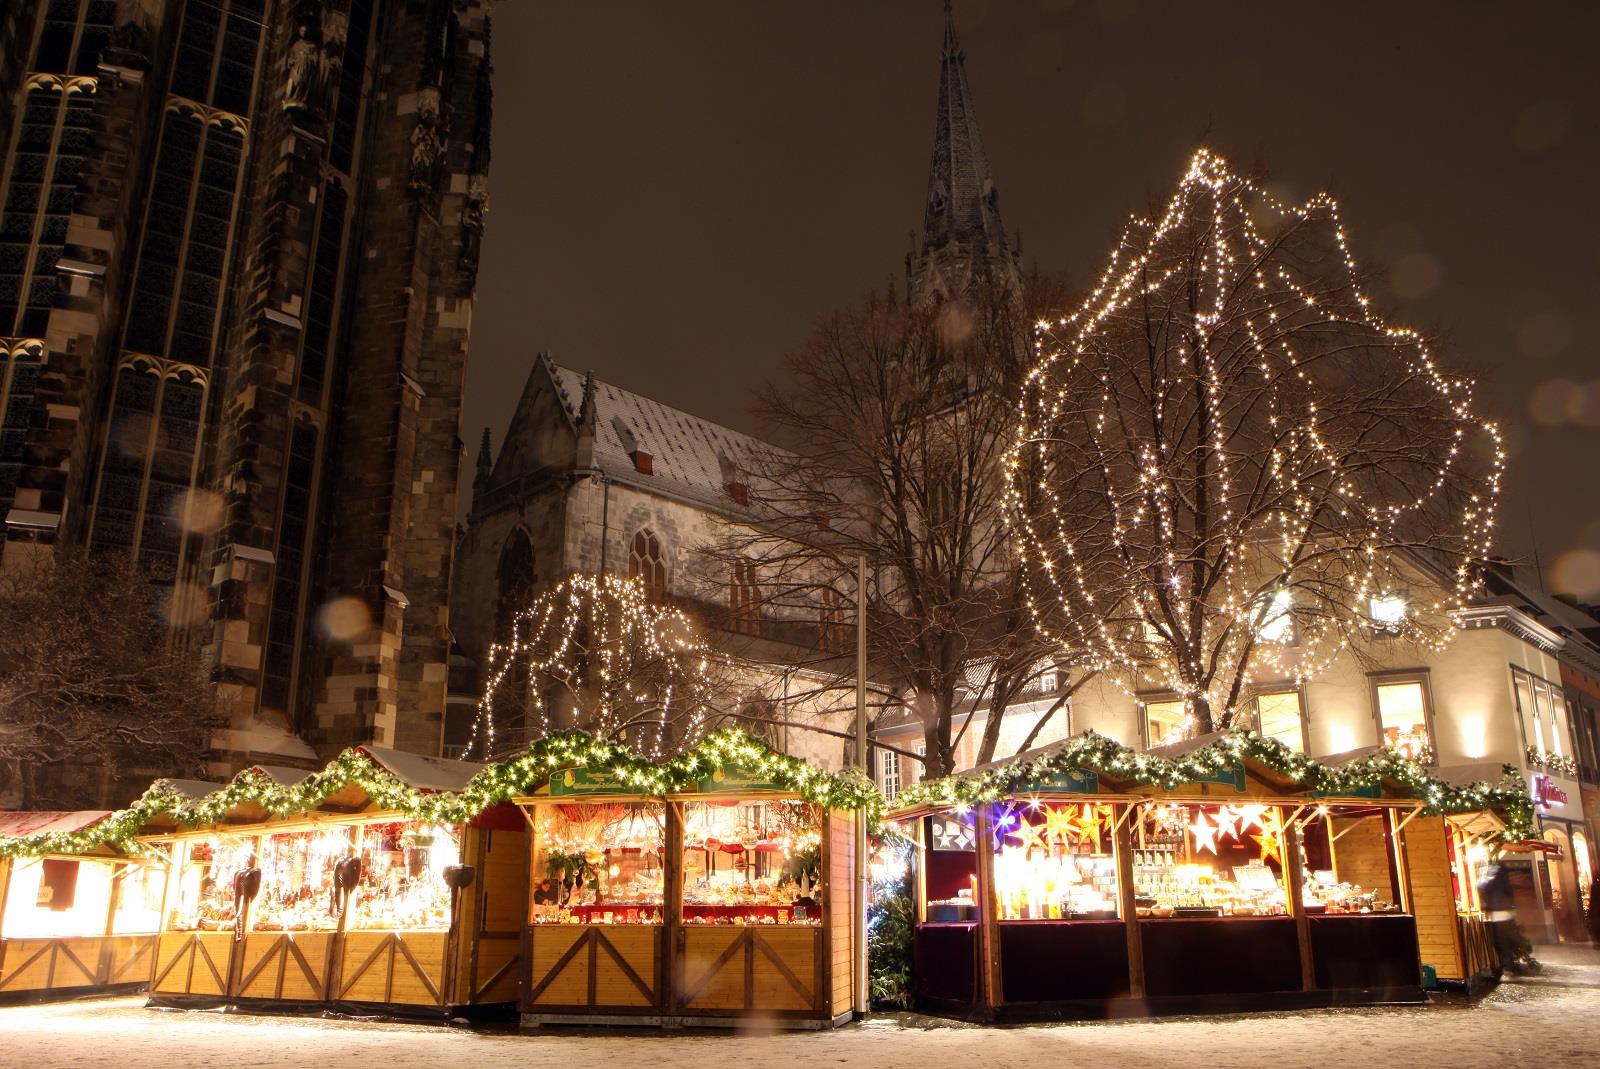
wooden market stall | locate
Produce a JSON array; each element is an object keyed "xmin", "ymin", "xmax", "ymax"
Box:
[
  {"xmin": 886, "ymin": 734, "xmax": 1521, "ymax": 1021},
  {"xmin": 139, "ymin": 747, "xmax": 527, "ymax": 1019},
  {"xmin": 0, "ymin": 812, "xmax": 166, "ymax": 1003},
  {"xmin": 513, "ymin": 739, "xmax": 863, "ymax": 1028}
]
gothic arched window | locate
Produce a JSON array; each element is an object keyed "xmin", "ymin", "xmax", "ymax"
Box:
[
  {"xmin": 496, "ymin": 528, "xmax": 535, "ymax": 637},
  {"xmin": 730, "ymin": 560, "xmax": 761, "ymax": 635},
  {"xmin": 628, "ymin": 528, "xmax": 666, "ymax": 601}
]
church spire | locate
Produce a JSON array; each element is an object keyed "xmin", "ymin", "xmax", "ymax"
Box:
[{"xmin": 909, "ymin": 1, "xmax": 1018, "ymax": 302}]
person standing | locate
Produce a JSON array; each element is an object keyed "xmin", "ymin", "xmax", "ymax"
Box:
[{"xmin": 1478, "ymin": 857, "xmax": 1521, "ymax": 977}]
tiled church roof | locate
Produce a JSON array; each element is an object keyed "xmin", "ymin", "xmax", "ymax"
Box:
[{"xmin": 549, "ymin": 361, "xmax": 780, "ymax": 512}]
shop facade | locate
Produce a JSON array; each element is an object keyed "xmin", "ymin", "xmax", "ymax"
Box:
[
  {"xmin": 137, "ymin": 747, "xmax": 527, "ymax": 1019},
  {"xmin": 514, "ymin": 755, "xmax": 864, "ymax": 1028},
  {"xmin": 887, "ymin": 734, "xmax": 1528, "ymax": 1019},
  {"xmin": 0, "ymin": 812, "xmax": 164, "ymax": 1003}
]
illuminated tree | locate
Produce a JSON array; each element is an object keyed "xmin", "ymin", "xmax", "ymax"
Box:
[
  {"xmin": 470, "ymin": 574, "xmax": 731, "ymax": 759},
  {"xmin": 1006, "ymin": 150, "xmax": 1502, "ymax": 734}
]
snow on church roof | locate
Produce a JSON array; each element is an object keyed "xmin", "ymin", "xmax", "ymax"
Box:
[{"xmin": 549, "ymin": 361, "xmax": 781, "ymax": 512}]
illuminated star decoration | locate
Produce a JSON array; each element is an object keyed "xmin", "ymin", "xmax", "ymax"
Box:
[
  {"xmin": 1253, "ymin": 810, "xmax": 1286, "ymax": 864},
  {"xmin": 1189, "ymin": 812, "xmax": 1220, "ymax": 854}
]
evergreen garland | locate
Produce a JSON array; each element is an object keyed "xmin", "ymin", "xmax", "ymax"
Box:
[
  {"xmin": 892, "ymin": 729, "xmax": 1534, "ymax": 837},
  {"xmin": 0, "ymin": 728, "xmax": 881, "ymax": 859}
]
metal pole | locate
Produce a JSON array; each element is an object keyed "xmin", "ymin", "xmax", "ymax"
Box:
[{"xmin": 854, "ymin": 552, "xmax": 869, "ymax": 1018}]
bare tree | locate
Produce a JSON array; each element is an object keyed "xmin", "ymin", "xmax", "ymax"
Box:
[
  {"xmin": 0, "ymin": 549, "xmax": 221, "ymax": 807},
  {"xmin": 702, "ymin": 272, "xmax": 1091, "ymax": 778},
  {"xmin": 470, "ymin": 573, "xmax": 739, "ymax": 759},
  {"xmin": 1006, "ymin": 149, "xmax": 1503, "ymax": 734}
]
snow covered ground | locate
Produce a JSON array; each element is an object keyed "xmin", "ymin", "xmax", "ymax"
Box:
[{"xmin": 5, "ymin": 945, "xmax": 1597, "ymax": 1069}]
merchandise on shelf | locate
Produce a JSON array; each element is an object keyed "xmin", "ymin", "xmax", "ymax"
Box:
[
  {"xmin": 167, "ymin": 836, "xmax": 255, "ymax": 931},
  {"xmin": 1132, "ymin": 803, "xmax": 1289, "ymax": 917},
  {"xmin": 348, "ymin": 821, "xmax": 460, "ymax": 931},
  {"xmin": 991, "ymin": 802, "xmax": 1120, "ymax": 920},
  {"xmin": 530, "ymin": 802, "xmax": 666, "ymax": 925},
  {"xmin": 680, "ymin": 799, "xmax": 824, "ymax": 925}
]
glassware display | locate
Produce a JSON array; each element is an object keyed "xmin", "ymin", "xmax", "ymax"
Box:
[
  {"xmin": 167, "ymin": 836, "xmax": 255, "ymax": 931},
  {"xmin": 681, "ymin": 799, "xmax": 823, "ymax": 925},
  {"xmin": 529, "ymin": 802, "xmax": 666, "ymax": 925},
  {"xmin": 348, "ymin": 821, "xmax": 460, "ymax": 931},
  {"xmin": 252, "ymin": 829, "xmax": 351, "ymax": 932},
  {"xmin": 990, "ymin": 802, "xmax": 1119, "ymax": 920},
  {"xmin": 1132, "ymin": 803, "xmax": 1289, "ymax": 917}
]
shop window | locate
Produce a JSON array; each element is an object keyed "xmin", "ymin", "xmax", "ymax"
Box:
[
  {"xmin": 111, "ymin": 863, "xmax": 166, "ymax": 935},
  {"xmin": 628, "ymin": 528, "xmax": 667, "ymax": 600},
  {"xmin": 1143, "ymin": 698, "xmax": 1188, "ymax": 748},
  {"xmin": 1133, "ymin": 803, "xmax": 1291, "ymax": 917},
  {"xmin": 681, "ymin": 799, "xmax": 823, "ymax": 925},
  {"xmin": 881, "ymin": 748, "xmax": 903, "ymax": 802},
  {"xmin": 167, "ymin": 836, "xmax": 254, "ymax": 931},
  {"xmin": 1574, "ymin": 831, "xmax": 1594, "ymax": 901},
  {"xmin": 1298, "ymin": 807, "xmax": 1404, "ymax": 913},
  {"xmin": 348, "ymin": 822, "xmax": 460, "ymax": 930},
  {"xmin": 37, "ymin": 858, "xmax": 79, "ymax": 910},
  {"xmin": 1255, "ymin": 689, "xmax": 1306, "ymax": 753},
  {"xmin": 1373, "ymin": 676, "xmax": 1432, "ymax": 761},
  {"xmin": 254, "ymin": 828, "xmax": 352, "ymax": 932},
  {"xmin": 729, "ymin": 559, "xmax": 761, "ymax": 635},
  {"xmin": 923, "ymin": 811, "xmax": 978, "ymax": 922},
  {"xmin": 529, "ymin": 802, "xmax": 666, "ymax": 924},
  {"xmin": 991, "ymin": 802, "xmax": 1119, "ymax": 920},
  {"xmin": 2, "ymin": 857, "xmax": 117, "ymax": 939}
]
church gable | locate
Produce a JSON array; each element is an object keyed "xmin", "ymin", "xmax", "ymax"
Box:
[{"xmin": 489, "ymin": 356, "xmax": 580, "ymax": 492}]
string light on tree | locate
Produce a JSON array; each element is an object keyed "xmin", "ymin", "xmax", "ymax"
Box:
[
  {"xmin": 1002, "ymin": 149, "xmax": 1503, "ymax": 737},
  {"xmin": 471, "ymin": 574, "xmax": 724, "ymax": 760}
]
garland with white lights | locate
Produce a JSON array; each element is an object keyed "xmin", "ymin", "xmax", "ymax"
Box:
[
  {"xmin": 0, "ymin": 728, "xmax": 881, "ymax": 859},
  {"xmin": 1002, "ymin": 148, "xmax": 1504, "ymax": 732},
  {"xmin": 471, "ymin": 573, "xmax": 723, "ymax": 760},
  {"xmin": 891, "ymin": 729, "xmax": 1534, "ymax": 838}
]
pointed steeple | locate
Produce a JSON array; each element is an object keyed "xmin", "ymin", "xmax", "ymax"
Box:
[
  {"xmin": 470, "ymin": 427, "xmax": 494, "ymax": 514},
  {"xmin": 909, "ymin": 1, "xmax": 1019, "ymax": 302}
]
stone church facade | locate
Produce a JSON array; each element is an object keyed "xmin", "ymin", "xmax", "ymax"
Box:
[
  {"xmin": 0, "ymin": 0, "xmax": 492, "ymax": 782},
  {"xmin": 449, "ymin": 356, "xmax": 856, "ymax": 770}
]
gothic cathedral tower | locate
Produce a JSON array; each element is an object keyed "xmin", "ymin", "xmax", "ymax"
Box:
[
  {"xmin": 906, "ymin": 2, "xmax": 1020, "ymax": 304},
  {"xmin": 0, "ymin": 1, "xmax": 492, "ymax": 770}
]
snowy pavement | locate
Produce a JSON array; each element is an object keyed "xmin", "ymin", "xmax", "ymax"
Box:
[{"xmin": 5, "ymin": 945, "xmax": 1598, "ymax": 1069}]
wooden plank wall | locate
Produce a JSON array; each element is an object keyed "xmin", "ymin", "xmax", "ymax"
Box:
[
  {"xmin": 454, "ymin": 826, "xmax": 529, "ymax": 1005},
  {"xmin": 1329, "ymin": 815, "xmax": 1395, "ymax": 898},
  {"xmin": 827, "ymin": 810, "xmax": 855, "ymax": 1016},
  {"xmin": 1401, "ymin": 816, "xmax": 1467, "ymax": 980}
]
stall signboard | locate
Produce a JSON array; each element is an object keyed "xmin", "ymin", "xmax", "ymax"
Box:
[
  {"xmin": 1019, "ymin": 767, "xmax": 1100, "ymax": 794},
  {"xmin": 1183, "ymin": 762, "xmax": 1247, "ymax": 793},
  {"xmin": 1309, "ymin": 783, "xmax": 1383, "ymax": 800},
  {"xmin": 930, "ymin": 814, "xmax": 976, "ymax": 851},
  {"xmin": 549, "ymin": 766, "xmax": 634, "ymax": 796},
  {"xmin": 696, "ymin": 763, "xmax": 784, "ymax": 794}
]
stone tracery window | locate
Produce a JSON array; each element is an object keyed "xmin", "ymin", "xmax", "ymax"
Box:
[
  {"xmin": 628, "ymin": 528, "xmax": 666, "ymax": 601},
  {"xmin": 729, "ymin": 560, "xmax": 761, "ymax": 635}
]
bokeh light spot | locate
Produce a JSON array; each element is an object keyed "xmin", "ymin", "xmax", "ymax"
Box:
[
  {"xmin": 319, "ymin": 597, "xmax": 372, "ymax": 643},
  {"xmin": 1551, "ymin": 549, "xmax": 1600, "ymax": 602}
]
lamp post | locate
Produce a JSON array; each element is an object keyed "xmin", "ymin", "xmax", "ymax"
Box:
[{"xmin": 854, "ymin": 552, "xmax": 869, "ymax": 1018}]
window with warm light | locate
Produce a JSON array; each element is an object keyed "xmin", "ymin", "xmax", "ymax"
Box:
[
  {"xmin": 1513, "ymin": 667, "xmax": 1570, "ymax": 761},
  {"xmin": 1369, "ymin": 595, "xmax": 1407, "ymax": 632},
  {"xmin": 1258, "ymin": 589, "xmax": 1295, "ymax": 644},
  {"xmin": 1374, "ymin": 677, "xmax": 1432, "ymax": 760},
  {"xmin": 1255, "ymin": 690, "xmax": 1306, "ymax": 752},
  {"xmin": 1144, "ymin": 699, "xmax": 1188, "ymax": 747}
]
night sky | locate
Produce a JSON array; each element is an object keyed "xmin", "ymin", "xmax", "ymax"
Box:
[{"xmin": 467, "ymin": 1, "xmax": 1600, "ymax": 599}]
